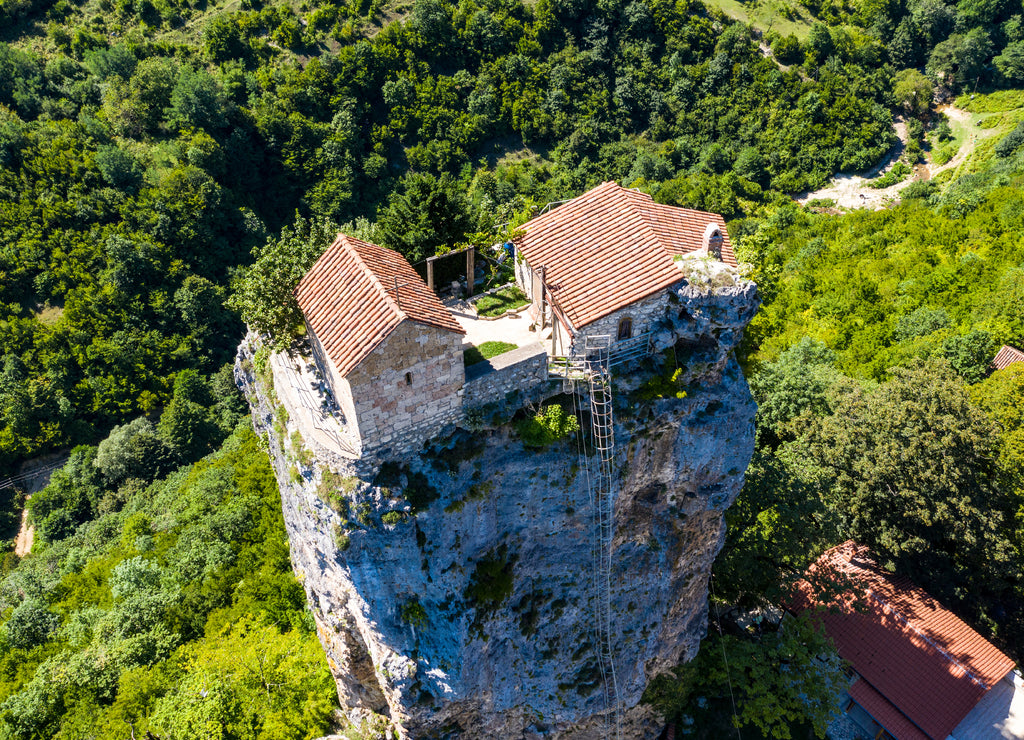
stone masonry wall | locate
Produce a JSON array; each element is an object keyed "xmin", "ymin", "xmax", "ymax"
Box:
[
  {"xmin": 463, "ymin": 342, "xmax": 552, "ymax": 410},
  {"xmin": 572, "ymin": 283, "xmax": 683, "ymax": 353},
  {"xmin": 514, "ymin": 250, "xmax": 535, "ymax": 301},
  {"xmin": 347, "ymin": 321, "xmax": 466, "ymax": 460}
]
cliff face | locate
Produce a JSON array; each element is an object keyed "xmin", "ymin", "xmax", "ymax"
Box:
[{"xmin": 236, "ymin": 281, "xmax": 758, "ymax": 739}]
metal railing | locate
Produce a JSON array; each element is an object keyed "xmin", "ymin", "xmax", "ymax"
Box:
[
  {"xmin": 278, "ymin": 358, "xmax": 359, "ymax": 458},
  {"xmin": 609, "ymin": 331, "xmax": 654, "ymax": 368},
  {"xmin": 0, "ymin": 458, "xmax": 67, "ymax": 491}
]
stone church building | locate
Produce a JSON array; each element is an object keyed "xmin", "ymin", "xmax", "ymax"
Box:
[
  {"xmin": 514, "ymin": 181, "xmax": 736, "ymax": 357},
  {"xmin": 295, "ymin": 234, "xmax": 466, "ymax": 458}
]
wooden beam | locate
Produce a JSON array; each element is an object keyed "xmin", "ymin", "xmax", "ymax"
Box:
[
  {"xmin": 466, "ymin": 246, "xmax": 475, "ymax": 296},
  {"xmin": 538, "ymin": 265, "xmax": 546, "ymax": 330}
]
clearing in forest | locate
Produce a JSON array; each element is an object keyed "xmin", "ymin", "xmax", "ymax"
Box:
[
  {"xmin": 701, "ymin": 0, "xmax": 815, "ymax": 40},
  {"xmin": 796, "ymin": 96, "xmax": 1022, "ymax": 211}
]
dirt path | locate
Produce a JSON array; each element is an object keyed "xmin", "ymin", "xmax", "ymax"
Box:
[
  {"xmin": 925, "ymin": 104, "xmax": 994, "ymax": 179},
  {"xmin": 794, "ymin": 118, "xmax": 910, "ymax": 210},
  {"xmin": 794, "ymin": 105, "xmax": 993, "ymax": 210},
  {"xmin": 14, "ymin": 506, "xmax": 32, "ymax": 557},
  {"xmin": 6, "ymin": 452, "xmax": 67, "ymax": 558}
]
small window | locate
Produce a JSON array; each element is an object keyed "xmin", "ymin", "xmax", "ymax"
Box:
[
  {"xmin": 404, "ymin": 372, "xmax": 413, "ymax": 386},
  {"xmin": 617, "ymin": 317, "xmax": 633, "ymax": 341},
  {"xmin": 708, "ymin": 230, "xmax": 724, "ymax": 260}
]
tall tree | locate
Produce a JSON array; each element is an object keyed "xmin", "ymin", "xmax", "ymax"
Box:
[
  {"xmin": 228, "ymin": 215, "xmax": 338, "ymax": 348},
  {"xmin": 646, "ymin": 612, "xmax": 847, "ymax": 740},
  {"xmin": 375, "ymin": 172, "xmax": 474, "ymax": 263},
  {"xmin": 804, "ymin": 359, "xmax": 1013, "ymax": 603}
]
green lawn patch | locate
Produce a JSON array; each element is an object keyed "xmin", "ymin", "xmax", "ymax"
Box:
[
  {"xmin": 464, "ymin": 341, "xmax": 518, "ymax": 366},
  {"xmin": 957, "ymin": 90, "xmax": 1024, "ymax": 114},
  {"xmin": 473, "ymin": 286, "xmax": 529, "ymax": 317}
]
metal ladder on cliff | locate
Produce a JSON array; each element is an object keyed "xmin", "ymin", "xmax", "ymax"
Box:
[
  {"xmin": 553, "ymin": 337, "xmax": 623, "ymax": 738},
  {"xmin": 585, "ymin": 336, "xmax": 622, "ymax": 740}
]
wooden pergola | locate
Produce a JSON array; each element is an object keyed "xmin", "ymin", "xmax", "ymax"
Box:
[{"xmin": 425, "ymin": 245, "xmax": 476, "ymax": 296}]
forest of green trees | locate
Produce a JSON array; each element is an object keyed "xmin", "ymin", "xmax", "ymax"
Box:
[{"xmin": 3, "ymin": 0, "xmax": 1024, "ymax": 733}]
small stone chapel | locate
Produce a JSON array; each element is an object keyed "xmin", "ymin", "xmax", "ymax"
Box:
[{"xmin": 295, "ymin": 234, "xmax": 466, "ymax": 458}]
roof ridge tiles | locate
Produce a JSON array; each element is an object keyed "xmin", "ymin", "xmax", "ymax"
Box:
[
  {"xmin": 339, "ymin": 235, "xmax": 408, "ymax": 326},
  {"xmin": 296, "ymin": 233, "xmax": 462, "ymax": 377}
]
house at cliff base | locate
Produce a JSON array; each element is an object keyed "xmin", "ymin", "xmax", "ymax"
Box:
[
  {"xmin": 789, "ymin": 541, "xmax": 1023, "ymax": 740},
  {"xmin": 992, "ymin": 345, "xmax": 1024, "ymax": 372},
  {"xmin": 286, "ymin": 182, "xmax": 743, "ymax": 463}
]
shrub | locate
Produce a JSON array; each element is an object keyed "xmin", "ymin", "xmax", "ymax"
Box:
[
  {"xmin": 333, "ymin": 524, "xmax": 350, "ymax": 551},
  {"xmin": 95, "ymin": 417, "xmax": 176, "ymax": 486},
  {"xmin": 932, "ymin": 143, "xmax": 958, "ymax": 165},
  {"xmin": 940, "ymin": 330, "xmax": 994, "ymax": 384},
  {"xmin": 636, "ymin": 366, "xmax": 688, "ymax": 400},
  {"xmin": 995, "ymin": 120, "xmax": 1024, "ymax": 158},
  {"xmin": 515, "ymin": 404, "xmax": 580, "ymax": 448},
  {"xmin": 3, "ymin": 598, "xmax": 60, "ymax": 650},
  {"xmin": 895, "ymin": 306, "xmax": 949, "ymax": 341},
  {"xmin": 399, "ymin": 598, "xmax": 427, "ymax": 628},
  {"xmin": 290, "ymin": 430, "xmax": 314, "ymax": 466},
  {"xmin": 771, "ymin": 34, "xmax": 802, "ymax": 65},
  {"xmin": 933, "ymin": 117, "xmax": 953, "ymax": 142},
  {"xmin": 381, "ymin": 511, "xmax": 405, "ymax": 526},
  {"xmin": 868, "ymin": 161, "xmax": 911, "ymax": 189},
  {"xmin": 464, "ymin": 544, "xmax": 516, "ymax": 611},
  {"xmin": 900, "ymin": 180, "xmax": 937, "ymax": 199},
  {"xmin": 318, "ymin": 470, "xmax": 357, "ymax": 516},
  {"xmin": 905, "ymin": 139, "xmax": 922, "ymax": 164},
  {"xmin": 354, "ymin": 503, "xmax": 373, "ymax": 526},
  {"xmin": 95, "ymin": 144, "xmax": 143, "ymax": 190}
]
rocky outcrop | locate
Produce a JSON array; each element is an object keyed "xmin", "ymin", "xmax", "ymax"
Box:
[{"xmin": 236, "ymin": 279, "xmax": 758, "ymax": 739}]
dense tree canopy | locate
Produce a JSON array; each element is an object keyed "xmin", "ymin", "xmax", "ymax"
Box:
[
  {"xmin": 0, "ymin": 427, "xmax": 336, "ymax": 739},
  {"xmin": 805, "ymin": 360, "xmax": 1012, "ymax": 598},
  {"xmin": 0, "ymin": 0, "xmax": 908, "ymax": 462},
  {"xmin": 3, "ymin": 0, "xmax": 1024, "ymax": 733}
]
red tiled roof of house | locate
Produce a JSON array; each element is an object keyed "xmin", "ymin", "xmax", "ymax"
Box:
[
  {"xmin": 848, "ymin": 679, "xmax": 931, "ymax": 740},
  {"xmin": 992, "ymin": 345, "xmax": 1024, "ymax": 371},
  {"xmin": 295, "ymin": 235, "xmax": 464, "ymax": 376},
  {"xmin": 790, "ymin": 541, "xmax": 1015, "ymax": 740},
  {"xmin": 516, "ymin": 182, "xmax": 735, "ymax": 329}
]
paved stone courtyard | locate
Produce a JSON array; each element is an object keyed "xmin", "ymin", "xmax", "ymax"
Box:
[{"xmin": 445, "ymin": 298, "xmax": 548, "ymax": 352}]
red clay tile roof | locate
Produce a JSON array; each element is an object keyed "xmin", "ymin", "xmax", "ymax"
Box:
[
  {"xmin": 295, "ymin": 235, "xmax": 464, "ymax": 376},
  {"xmin": 790, "ymin": 541, "xmax": 1015, "ymax": 740},
  {"xmin": 516, "ymin": 182, "xmax": 735, "ymax": 329},
  {"xmin": 848, "ymin": 678, "xmax": 931, "ymax": 740},
  {"xmin": 992, "ymin": 345, "xmax": 1024, "ymax": 371}
]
